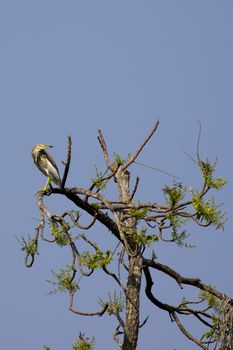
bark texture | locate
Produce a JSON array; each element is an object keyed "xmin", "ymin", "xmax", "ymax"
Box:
[
  {"xmin": 115, "ymin": 169, "xmax": 142, "ymax": 350},
  {"xmin": 123, "ymin": 254, "xmax": 142, "ymax": 350}
]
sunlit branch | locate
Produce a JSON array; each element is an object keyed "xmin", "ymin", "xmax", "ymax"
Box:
[
  {"xmin": 113, "ymin": 325, "xmax": 123, "ymax": 349},
  {"xmin": 98, "ymin": 129, "xmax": 116, "ymax": 172}
]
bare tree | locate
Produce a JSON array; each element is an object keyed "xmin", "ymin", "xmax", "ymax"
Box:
[{"xmin": 22, "ymin": 121, "xmax": 232, "ymax": 350}]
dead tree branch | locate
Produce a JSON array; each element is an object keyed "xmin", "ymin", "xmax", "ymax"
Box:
[
  {"xmin": 129, "ymin": 176, "xmax": 140, "ymax": 201},
  {"xmin": 61, "ymin": 136, "xmax": 72, "ymax": 188},
  {"xmin": 69, "ymin": 291, "xmax": 109, "ymax": 316},
  {"xmin": 98, "ymin": 129, "xmax": 116, "ymax": 172},
  {"xmin": 143, "ymin": 259, "xmax": 229, "ymax": 302}
]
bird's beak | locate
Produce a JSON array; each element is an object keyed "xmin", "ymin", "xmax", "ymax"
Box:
[{"xmin": 46, "ymin": 145, "xmax": 53, "ymax": 148}]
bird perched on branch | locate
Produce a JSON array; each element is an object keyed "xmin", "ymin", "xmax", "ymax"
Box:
[{"xmin": 32, "ymin": 144, "xmax": 61, "ymax": 191}]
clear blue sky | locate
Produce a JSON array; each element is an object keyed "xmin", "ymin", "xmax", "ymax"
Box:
[{"xmin": 1, "ymin": 1, "xmax": 232, "ymax": 349}]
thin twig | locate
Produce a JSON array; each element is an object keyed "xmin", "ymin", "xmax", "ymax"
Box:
[
  {"xmin": 172, "ymin": 312, "xmax": 208, "ymax": 350},
  {"xmin": 113, "ymin": 325, "xmax": 123, "ymax": 349},
  {"xmin": 88, "ymin": 167, "xmax": 109, "ymax": 192},
  {"xmin": 62, "ymin": 210, "xmax": 97, "ymax": 230},
  {"xmin": 139, "ymin": 316, "xmax": 149, "ymax": 328},
  {"xmin": 24, "ymin": 252, "xmax": 35, "ymax": 268},
  {"xmin": 130, "ymin": 176, "xmax": 140, "ymax": 201},
  {"xmin": 183, "ymin": 150, "xmax": 198, "ymax": 165},
  {"xmin": 121, "ymin": 120, "xmax": 160, "ymax": 171},
  {"xmin": 102, "ymin": 265, "xmax": 126, "ymax": 293},
  {"xmin": 69, "ymin": 291, "xmax": 108, "ymax": 316},
  {"xmin": 133, "ymin": 161, "xmax": 179, "ymax": 179},
  {"xmin": 197, "ymin": 121, "xmax": 202, "ymax": 164},
  {"xmin": 70, "ymin": 241, "xmax": 94, "ymax": 277}
]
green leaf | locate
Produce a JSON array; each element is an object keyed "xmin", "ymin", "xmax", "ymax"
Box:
[
  {"xmin": 80, "ymin": 249, "xmax": 112, "ymax": 270},
  {"xmin": 21, "ymin": 234, "xmax": 38, "ymax": 255},
  {"xmin": 198, "ymin": 158, "xmax": 227, "ymax": 190},
  {"xmin": 92, "ymin": 166, "xmax": 108, "ymax": 191},
  {"xmin": 72, "ymin": 333, "xmax": 95, "ymax": 350},
  {"xmin": 132, "ymin": 228, "xmax": 158, "ymax": 246},
  {"xmin": 163, "ymin": 183, "xmax": 185, "ymax": 206},
  {"xmin": 199, "ymin": 289, "xmax": 220, "ymax": 311},
  {"xmin": 113, "ymin": 152, "xmax": 131, "ymax": 165},
  {"xmin": 192, "ymin": 195, "xmax": 226, "ymax": 229},
  {"xmin": 47, "ymin": 266, "xmax": 79, "ymax": 294},
  {"xmin": 50, "ymin": 223, "xmax": 70, "ymax": 246},
  {"xmin": 129, "ymin": 208, "xmax": 149, "ymax": 219},
  {"xmin": 99, "ymin": 291, "xmax": 124, "ymax": 316}
]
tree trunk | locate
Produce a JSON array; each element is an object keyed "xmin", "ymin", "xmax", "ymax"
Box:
[
  {"xmin": 122, "ymin": 254, "xmax": 142, "ymax": 350},
  {"xmin": 115, "ymin": 169, "xmax": 142, "ymax": 350}
]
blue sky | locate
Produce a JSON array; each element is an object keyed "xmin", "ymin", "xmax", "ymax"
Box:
[{"xmin": 1, "ymin": 1, "xmax": 233, "ymax": 349}]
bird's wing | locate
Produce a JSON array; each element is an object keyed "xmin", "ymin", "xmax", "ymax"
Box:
[
  {"xmin": 41, "ymin": 150, "xmax": 61, "ymax": 185},
  {"xmin": 43, "ymin": 150, "xmax": 60, "ymax": 173}
]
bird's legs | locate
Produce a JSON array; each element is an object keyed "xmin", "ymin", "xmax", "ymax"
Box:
[{"xmin": 40, "ymin": 176, "xmax": 51, "ymax": 192}]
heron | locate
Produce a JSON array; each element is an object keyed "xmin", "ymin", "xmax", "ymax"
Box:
[{"xmin": 32, "ymin": 144, "xmax": 61, "ymax": 191}]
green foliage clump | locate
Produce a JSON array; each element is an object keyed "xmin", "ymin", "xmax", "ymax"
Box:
[
  {"xmin": 200, "ymin": 316, "xmax": 219, "ymax": 342},
  {"xmin": 190, "ymin": 158, "xmax": 227, "ymax": 229},
  {"xmin": 171, "ymin": 230, "xmax": 194, "ymax": 248},
  {"xmin": 80, "ymin": 249, "xmax": 112, "ymax": 270},
  {"xmin": 165, "ymin": 214, "xmax": 193, "ymax": 248},
  {"xmin": 129, "ymin": 207, "xmax": 149, "ymax": 219},
  {"xmin": 100, "ymin": 291, "xmax": 124, "ymax": 316},
  {"xmin": 192, "ymin": 194, "xmax": 226, "ymax": 229},
  {"xmin": 166, "ymin": 213, "xmax": 186, "ymax": 228},
  {"xmin": 199, "ymin": 159, "xmax": 227, "ymax": 190},
  {"xmin": 210, "ymin": 177, "xmax": 227, "ymax": 190},
  {"xmin": 113, "ymin": 152, "xmax": 131, "ymax": 165},
  {"xmin": 47, "ymin": 266, "xmax": 79, "ymax": 294},
  {"xmin": 92, "ymin": 166, "xmax": 108, "ymax": 191},
  {"xmin": 199, "ymin": 288, "xmax": 221, "ymax": 342},
  {"xmin": 22, "ymin": 234, "xmax": 38, "ymax": 255},
  {"xmin": 49, "ymin": 222, "xmax": 78, "ymax": 247},
  {"xmin": 199, "ymin": 289, "xmax": 220, "ymax": 311},
  {"xmin": 132, "ymin": 228, "xmax": 158, "ymax": 246},
  {"xmin": 72, "ymin": 333, "xmax": 95, "ymax": 350},
  {"xmin": 50, "ymin": 223, "xmax": 71, "ymax": 246},
  {"xmin": 163, "ymin": 183, "xmax": 185, "ymax": 206}
]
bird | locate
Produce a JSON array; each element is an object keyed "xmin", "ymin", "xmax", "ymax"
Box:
[{"xmin": 32, "ymin": 144, "xmax": 61, "ymax": 191}]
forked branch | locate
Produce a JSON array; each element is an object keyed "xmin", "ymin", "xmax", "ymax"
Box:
[{"xmin": 144, "ymin": 258, "xmax": 229, "ymax": 302}]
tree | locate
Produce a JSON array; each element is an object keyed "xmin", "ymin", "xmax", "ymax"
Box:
[{"xmin": 22, "ymin": 121, "xmax": 232, "ymax": 349}]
